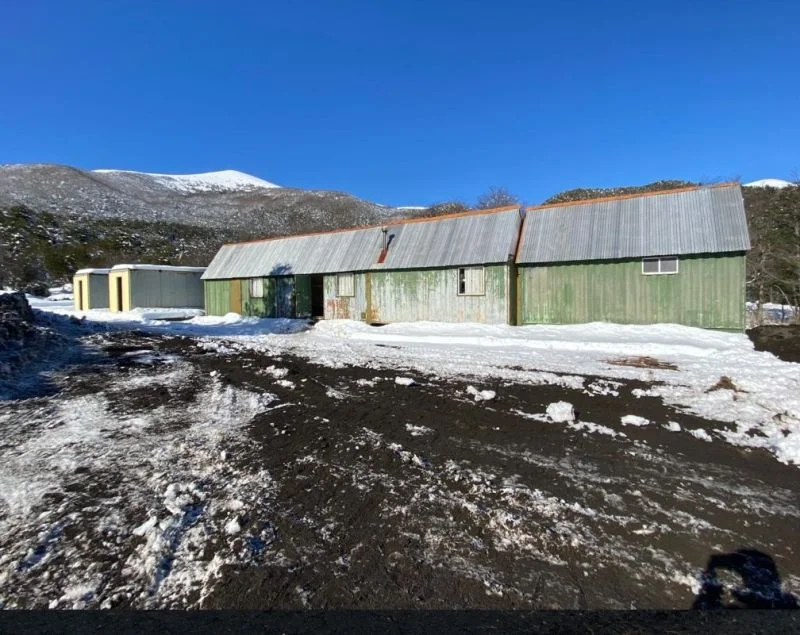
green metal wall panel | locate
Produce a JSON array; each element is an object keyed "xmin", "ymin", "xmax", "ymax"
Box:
[
  {"xmin": 204, "ymin": 279, "xmax": 232, "ymax": 316},
  {"xmin": 206, "ymin": 277, "xmax": 302, "ymax": 318},
  {"xmin": 518, "ymin": 253, "xmax": 746, "ymax": 330},
  {"xmin": 295, "ymin": 275, "xmax": 312, "ymax": 317},
  {"xmin": 320, "ymin": 265, "xmax": 509, "ymax": 323},
  {"xmin": 367, "ymin": 265, "xmax": 508, "ymax": 323}
]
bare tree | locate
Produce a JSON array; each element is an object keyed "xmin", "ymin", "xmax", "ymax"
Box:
[{"xmin": 476, "ymin": 186, "xmax": 519, "ymax": 209}]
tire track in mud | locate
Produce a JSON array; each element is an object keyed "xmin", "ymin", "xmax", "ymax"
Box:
[
  {"xmin": 0, "ymin": 331, "xmax": 798, "ymax": 609},
  {"xmin": 166, "ymin": 336, "xmax": 799, "ymax": 609}
]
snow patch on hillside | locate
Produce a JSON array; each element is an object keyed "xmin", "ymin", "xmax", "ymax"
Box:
[
  {"xmin": 743, "ymin": 178, "xmax": 796, "ymax": 189},
  {"xmin": 92, "ymin": 169, "xmax": 280, "ymax": 193}
]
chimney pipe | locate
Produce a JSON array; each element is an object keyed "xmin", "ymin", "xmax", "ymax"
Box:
[{"xmin": 382, "ymin": 227, "xmax": 388, "ymax": 252}]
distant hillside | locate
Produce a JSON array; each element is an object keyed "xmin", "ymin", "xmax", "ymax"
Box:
[
  {"xmin": 541, "ymin": 180, "xmax": 699, "ymax": 205},
  {"xmin": 0, "ymin": 204, "xmax": 237, "ymax": 292},
  {"xmin": 0, "ymin": 164, "xmax": 413, "ymax": 236},
  {"xmin": 0, "ymin": 163, "xmax": 429, "ymax": 290}
]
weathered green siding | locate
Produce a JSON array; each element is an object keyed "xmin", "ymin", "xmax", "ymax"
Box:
[
  {"xmin": 241, "ymin": 278, "xmax": 276, "ymax": 317},
  {"xmin": 323, "ymin": 273, "xmax": 366, "ymax": 319},
  {"xmin": 518, "ymin": 253, "xmax": 746, "ymax": 330},
  {"xmin": 205, "ymin": 277, "xmax": 300, "ymax": 317},
  {"xmin": 204, "ymin": 279, "xmax": 232, "ymax": 316},
  {"xmin": 294, "ymin": 275, "xmax": 312, "ymax": 317},
  {"xmin": 321, "ymin": 265, "xmax": 509, "ymax": 323}
]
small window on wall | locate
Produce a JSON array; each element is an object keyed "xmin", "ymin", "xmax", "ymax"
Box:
[
  {"xmin": 458, "ymin": 266, "xmax": 485, "ymax": 295},
  {"xmin": 249, "ymin": 278, "xmax": 264, "ymax": 298},
  {"xmin": 642, "ymin": 256, "xmax": 679, "ymax": 275},
  {"xmin": 337, "ymin": 273, "xmax": 355, "ymax": 297}
]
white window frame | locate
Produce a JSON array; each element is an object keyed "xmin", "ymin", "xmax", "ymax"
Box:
[
  {"xmin": 642, "ymin": 256, "xmax": 679, "ymax": 276},
  {"xmin": 337, "ymin": 272, "xmax": 355, "ymax": 297},
  {"xmin": 457, "ymin": 266, "xmax": 485, "ymax": 296},
  {"xmin": 249, "ymin": 278, "xmax": 265, "ymax": 298}
]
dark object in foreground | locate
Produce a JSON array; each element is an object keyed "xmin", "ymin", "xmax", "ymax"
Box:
[
  {"xmin": 692, "ymin": 549, "xmax": 799, "ymax": 609},
  {"xmin": 747, "ymin": 325, "xmax": 800, "ymax": 364}
]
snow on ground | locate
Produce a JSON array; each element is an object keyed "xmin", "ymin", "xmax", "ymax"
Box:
[
  {"xmin": 621, "ymin": 415, "xmax": 650, "ymax": 427},
  {"xmin": 31, "ymin": 299, "xmax": 308, "ymax": 337},
  {"xmin": 747, "ymin": 301, "xmax": 797, "ymax": 325},
  {"xmin": 216, "ymin": 320, "xmax": 800, "ymax": 466},
  {"xmin": 93, "ymin": 169, "xmax": 280, "ymax": 193},
  {"xmin": 0, "ymin": 359, "xmax": 281, "ymax": 608},
  {"xmin": 5, "ymin": 295, "xmax": 800, "ymax": 608},
  {"xmin": 26, "ymin": 298, "xmax": 800, "ymax": 465}
]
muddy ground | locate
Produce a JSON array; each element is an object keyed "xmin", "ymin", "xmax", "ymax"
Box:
[
  {"xmin": 749, "ymin": 325, "xmax": 800, "ymax": 364},
  {"xmin": 1, "ymin": 328, "xmax": 797, "ymax": 610}
]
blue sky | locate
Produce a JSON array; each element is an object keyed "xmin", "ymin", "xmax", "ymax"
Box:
[{"xmin": 1, "ymin": 1, "xmax": 798, "ymax": 206}]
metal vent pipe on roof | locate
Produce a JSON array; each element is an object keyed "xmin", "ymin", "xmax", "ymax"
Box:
[{"xmin": 382, "ymin": 227, "xmax": 388, "ymax": 252}]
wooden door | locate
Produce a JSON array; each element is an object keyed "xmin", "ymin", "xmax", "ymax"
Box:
[{"xmin": 230, "ymin": 280, "xmax": 242, "ymax": 314}]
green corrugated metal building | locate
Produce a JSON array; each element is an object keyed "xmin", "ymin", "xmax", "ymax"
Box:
[
  {"xmin": 202, "ymin": 183, "xmax": 750, "ymax": 330},
  {"xmin": 202, "ymin": 206, "xmax": 524, "ymax": 323},
  {"xmin": 515, "ymin": 183, "xmax": 750, "ymax": 330}
]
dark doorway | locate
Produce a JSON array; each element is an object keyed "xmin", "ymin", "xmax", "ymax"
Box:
[
  {"xmin": 116, "ymin": 276, "xmax": 124, "ymax": 312},
  {"xmin": 311, "ymin": 275, "xmax": 324, "ymax": 317},
  {"xmin": 77, "ymin": 280, "xmax": 84, "ymax": 311}
]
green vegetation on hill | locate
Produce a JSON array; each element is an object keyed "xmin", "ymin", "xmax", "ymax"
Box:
[
  {"xmin": 744, "ymin": 185, "xmax": 800, "ymax": 308},
  {"xmin": 0, "ymin": 205, "xmax": 245, "ymax": 290},
  {"xmin": 541, "ymin": 180, "xmax": 698, "ymax": 205}
]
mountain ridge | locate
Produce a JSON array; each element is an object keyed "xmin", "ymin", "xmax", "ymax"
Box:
[
  {"xmin": 91, "ymin": 169, "xmax": 281, "ymax": 193},
  {"xmin": 0, "ymin": 163, "xmax": 415, "ymax": 237}
]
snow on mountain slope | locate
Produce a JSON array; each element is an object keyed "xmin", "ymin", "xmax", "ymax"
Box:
[
  {"xmin": 92, "ymin": 169, "xmax": 280, "ymax": 193},
  {"xmin": 743, "ymin": 178, "xmax": 796, "ymax": 188}
]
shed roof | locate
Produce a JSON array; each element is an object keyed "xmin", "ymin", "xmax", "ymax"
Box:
[
  {"xmin": 74, "ymin": 268, "xmax": 111, "ymax": 275},
  {"xmin": 202, "ymin": 206, "xmax": 523, "ymax": 279},
  {"xmin": 516, "ymin": 183, "xmax": 750, "ymax": 264},
  {"xmin": 111, "ymin": 264, "xmax": 207, "ymax": 273}
]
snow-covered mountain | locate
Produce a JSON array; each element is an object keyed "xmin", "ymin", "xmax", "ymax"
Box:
[
  {"xmin": 92, "ymin": 169, "xmax": 281, "ymax": 193},
  {"xmin": 0, "ymin": 163, "xmax": 418, "ymax": 236},
  {"xmin": 743, "ymin": 178, "xmax": 796, "ymax": 188}
]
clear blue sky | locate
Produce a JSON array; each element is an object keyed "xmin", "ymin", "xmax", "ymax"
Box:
[{"xmin": 1, "ymin": 1, "xmax": 798, "ymax": 206}]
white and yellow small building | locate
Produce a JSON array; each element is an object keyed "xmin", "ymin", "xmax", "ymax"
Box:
[
  {"xmin": 108, "ymin": 264, "xmax": 206, "ymax": 312},
  {"xmin": 72, "ymin": 268, "xmax": 111, "ymax": 311}
]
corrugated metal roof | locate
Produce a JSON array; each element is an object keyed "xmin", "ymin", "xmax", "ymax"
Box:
[
  {"xmin": 380, "ymin": 208, "xmax": 522, "ymax": 269},
  {"xmin": 75, "ymin": 268, "xmax": 111, "ymax": 275},
  {"xmin": 202, "ymin": 227, "xmax": 386, "ymax": 279},
  {"xmin": 202, "ymin": 208, "xmax": 523, "ymax": 279},
  {"xmin": 516, "ymin": 184, "xmax": 750, "ymax": 264}
]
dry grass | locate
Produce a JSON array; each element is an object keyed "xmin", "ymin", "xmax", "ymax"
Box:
[
  {"xmin": 604, "ymin": 356, "xmax": 678, "ymax": 371},
  {"xmin": 706, "ymin": 375, "xmax": 746, "ymax": 393}
]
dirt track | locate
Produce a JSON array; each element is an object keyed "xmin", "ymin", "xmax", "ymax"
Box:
[{"xmin": 0, "ymin": 329, "xmax": 798, "ymax": 609}]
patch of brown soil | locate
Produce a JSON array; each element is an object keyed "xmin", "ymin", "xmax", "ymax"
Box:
[
  {"xmin": 605, "ymin": 356, "xmax": 678, "ymax": 371},
  {"xmin": 706, "ymin": 376, "xmax": 746, "ymax": 393},
  {"xmin": 748, "ymin": 325, "xmax": 800, "ymax": 364}
]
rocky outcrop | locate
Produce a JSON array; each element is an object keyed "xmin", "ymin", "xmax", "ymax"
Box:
[{"xmin": 0, "ymin": 292, "xmax": 61, "ymax": 383}]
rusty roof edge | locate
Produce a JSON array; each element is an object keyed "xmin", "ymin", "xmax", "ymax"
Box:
[{"xmin": 525, "ymin": 182, "xmax": 740, "ymax": 212}]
